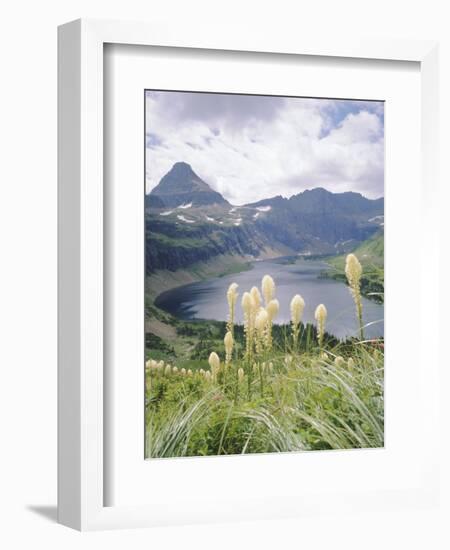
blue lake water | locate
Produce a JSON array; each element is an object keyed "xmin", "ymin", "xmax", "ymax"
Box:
[{"xmin": 155, "ymin": 258, "xmax": 384, "ymax": 340}]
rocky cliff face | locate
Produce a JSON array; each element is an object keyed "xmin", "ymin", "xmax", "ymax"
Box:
[
  {"xmin": 146, "ymin": 218, "xmax": 278, "ymax": 272},
  {"xmin": 247, "ymin": 188, "xmax": 383, "ymax": 254}
]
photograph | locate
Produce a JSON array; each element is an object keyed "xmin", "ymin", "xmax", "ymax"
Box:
[
  {"xmin": 144, "ymin": 90, "xmax": 385, "ymax": 459},
  {"xmin": 0, "ymin": 0, "xmax": 443, "ymax": 542}
]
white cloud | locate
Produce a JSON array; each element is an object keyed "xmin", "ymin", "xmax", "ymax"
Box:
[{"xmin": 145, "ymin": 92, "xmax": 384, "ymax": 204}]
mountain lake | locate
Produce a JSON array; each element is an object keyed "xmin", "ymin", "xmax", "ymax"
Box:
[{"xmin": 154, "ymin": 258, "xmax": 384, "ymax": 340}]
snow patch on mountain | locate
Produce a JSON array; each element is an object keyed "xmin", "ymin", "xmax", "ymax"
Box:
[
  {"xmin": 334, "ymin": 239, "xmax": 353, "ymax": 248},
  {"xmin": 177, "ymin": 215, "xmax": 195, "ymax": 223}
]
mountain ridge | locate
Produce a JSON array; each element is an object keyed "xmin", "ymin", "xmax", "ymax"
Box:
[
  {"xmin": 146, "ymin": 162, "xmax": 384, "ymax": 274},
  {"xmin": 148, "ymin": 163, "xmax": 383, "ymax": 208}
]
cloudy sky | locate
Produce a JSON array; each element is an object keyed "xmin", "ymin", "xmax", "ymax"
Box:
[{"xmin": 145, "ymin": 91, "xmax": 384, "ymax": 205}]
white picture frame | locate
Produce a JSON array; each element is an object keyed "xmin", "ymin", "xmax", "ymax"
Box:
[{"xmin": 58, "ymin": 18, "xmax": 440, "ymax": 531}]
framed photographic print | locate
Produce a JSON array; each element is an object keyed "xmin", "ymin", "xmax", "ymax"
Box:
[{"xmin": 58, "ymin": 19, "xmax": 440, "ymax": 530}]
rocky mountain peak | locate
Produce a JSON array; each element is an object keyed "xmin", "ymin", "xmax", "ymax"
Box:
[{"xmin": 149, "ymin": 162, "xmax": 229, "ymax": 207}]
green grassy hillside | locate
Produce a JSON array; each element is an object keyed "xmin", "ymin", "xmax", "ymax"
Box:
[
  {"xmin": 329, "ymin": 231, "xmax": 383, "ymax": 269},
  {"xmin": 324, "ymin": 230, "xmax": 384, "ymax": 302}
]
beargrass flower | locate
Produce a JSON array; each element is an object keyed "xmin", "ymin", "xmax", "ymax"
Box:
[
  {"xmin": 290, "ymin": 294, "xmax": 305, "ymax": 326},
  {"xmin": 266, "ymin": 299, "xmax": 279, "ymax": 320},
  {"xmin": 290, "ymin": 294, "xmax": 305, "ymax": 348},
  {"xmin": 224, "ymin": 331, "xmax": 234, "ymax": 365},
  {"xmin": 345, "ymin": 253, "xmax": 364, "ymax": 340},
  {"xmin": 255, "ymin": 308, "xmax": 268, "ymax": 334},
  {"xmin": 227, "ymin": 282, "xmax": 239, "ymax": 306},
  {"xmin": 226, "ymin": 282, "xmax": 239, "ymax": 335},
  {"xmin": 251, "ymin": 286, "xmax": 262, "ymax": 309},
  {"xmin": 255, "ymin": 308, "xmax": 269, "ymax": 354},
  {"xmin": 265, "ymin": 298, "xmax": 279, "ymax": 350},
  {"xmin": 345, "ymin": 253, "xmax": 362, "ymax": 288},
  {"xmin": 241, "ymin": 291, "xmax": 254, "ymax": 314},
  {"xmin": 238, "ymin": 367, "xmax": 244, "ymax": 382},
  {"xmin": 315, "ymin": 304, "xmax": 327, "ymax": 347},
  {"xmin": 208, "ymin": 352, "xmax": 220, "ymax": 374},
  {"xmin": 164, "ymin": 364, "xmax": 171, "ymax": 375},
  {"xmin": 262, "ymin": 274, "xmax": 275, "ymax": 305},
  {"xmin": 242, "ymin": 291, "xmax": 255, "ymax": 360}
]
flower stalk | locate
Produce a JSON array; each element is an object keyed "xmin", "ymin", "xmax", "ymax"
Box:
[
  {"xmin": 224, "ymin": 331, "xmax": 234, "ymax": 366},
  {"xmin": 226, "ymin": 283, "xmax": 239, "ymax": 337},
  {"xmin": 315, "ymin": 304, "xmax": 327, "ymax": 348},
  {"xmin": 345, "ymin": 253, "xmax": 364, "ymax": 340},
  {"xmin": 290, "ymin": 294, "xmax": 305, "ymax": 350},
  {"xmin": 265, "ymin": 298, "xmax": 279, "ymax": 350},
  {"xmin": 208, "ymin": 351, "xmax": 221, "ymax": 382}
]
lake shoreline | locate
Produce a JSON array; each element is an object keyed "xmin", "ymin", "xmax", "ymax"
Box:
[
  {"xmin": 147, "ymin": 250, "xmax": 309, "ymax": 304},
  {"xmin": 152, "ymin": 256, "xmax": 384, "ymax": 340},
  {"xmin": 146, "ymin": 254, "xmax": 254, "ymax": 303},
  {"xmin": 149, "ymin": 253, "xmax": 335, "ymax": 305}
]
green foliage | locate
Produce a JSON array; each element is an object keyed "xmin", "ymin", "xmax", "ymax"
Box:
[
  {"xmin": 145, "ymin": 341, "xmax": 384, "ymax": 457},
  {"xmin": 324, "ymin": 231, "xmax": 384, "ymax": 303},
  {"xmin": 145, "ymin": 332, "xmax": 176, "ymax": 356}
]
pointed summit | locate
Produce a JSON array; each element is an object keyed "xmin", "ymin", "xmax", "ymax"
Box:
[{"xmin": 150, "ymin": 162, "xmax": 229, "ymax": 207}]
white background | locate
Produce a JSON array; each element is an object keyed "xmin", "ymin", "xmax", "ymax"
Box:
[{"xmin": 1, "ymin": 0, "xmax": 449, "ymax": 548}]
